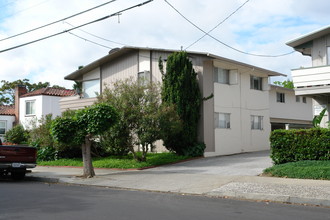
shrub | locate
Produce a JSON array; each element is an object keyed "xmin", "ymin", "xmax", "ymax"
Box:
[
  {"xmin": 4, "ymin": 124, "xmax": 29, "ymax": 144},
  {"xmin": 270, "ymin": 128, "xmax": 330, "ymax": 164}
]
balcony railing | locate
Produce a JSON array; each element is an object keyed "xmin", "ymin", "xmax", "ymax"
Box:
[
  {"xmin": 292, "ymin": 65, "xmax": 330, "ymax": 87},
  {"xmin": 59, "ymin": 96, "xmax": 97, "ymax": 112}
]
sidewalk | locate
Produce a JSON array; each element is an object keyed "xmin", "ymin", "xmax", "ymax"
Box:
[{"xmin": 26, "ymin": 165, "xmax": 330, "ymax": 207}]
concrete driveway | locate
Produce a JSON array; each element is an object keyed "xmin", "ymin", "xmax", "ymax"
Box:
[{"xmin": 148, "ymin": 150, "xmax": 273, "ymax": 176}]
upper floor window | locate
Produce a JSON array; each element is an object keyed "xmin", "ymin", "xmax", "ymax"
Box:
[
  {"xmin": 251, "ymin": 115, "xmax": 263, "ymax": 130},
  {"xmin": 26, "ymin": 100, "xmax": 36, "ymax": 115},
  {"xmin": 214, "ymin": 112, "xmax": 230, "ymax": 129},
  {"xmin": 214, "ymin": 67, "xmax": 229, "ymax": 84},
  {"xmin": 276, "ymin": 92, "xmax": 285, "ymax": 103},
  {"xmin": 138, "ymin": 71, "xmax": 151, "ymax": 86},
  {"xmin": 0, "ymin": 121, "xmax": 6, "ymax": 135},
  {"xmin": 296, "ymin": 96, "xmax": 300, "ymax": 102},
  {"xmin": 250, "ymin": 76, "xmax": 262, "ymax": 91},
  {"xmin": 82, "ymin": 79, "xmax": 100, "ymax": 98},
  {"xmin": 303, "ymin": 97, "xmax": 307, "ymax": 103}
]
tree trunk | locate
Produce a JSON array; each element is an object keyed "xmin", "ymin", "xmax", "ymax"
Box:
[{"xmin": 82, "ymin": 134, "xmax": 95, "ymax": 178}]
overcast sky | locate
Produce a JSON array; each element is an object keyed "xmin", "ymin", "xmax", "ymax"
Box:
[{"xmin": 0, "ymin": 0, "xmax": 329, "ymax": 89}]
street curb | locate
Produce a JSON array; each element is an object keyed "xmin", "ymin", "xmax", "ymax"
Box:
[
  {"xmin": 207, "ymin": 191, "xmax": 330, "ymax": 207},
  {"xmin": 25, "ymin": 176, "xmax": 60, "ymax": 183}
]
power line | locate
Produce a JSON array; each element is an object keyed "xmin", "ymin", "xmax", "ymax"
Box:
[
  {"xmin": 164, "ymin": 0, "xmax": 295, "ymax": 57},
  {"xmin": 0, "ymin": 0, "xmax": 154, "ymax": 53},
  {"xmin": 68, "ymin": 31, "xmax": 112, "ymax": 49},
  {"xmin": 0, "ymin": 0, "xmax": 118, "ymax": 42},
  {"xmin": 186, "ymin": 0, "xmax": 250, "ymax": 50},
  {"xmin": 64, "ymin": 21, "xmax": 127, "ymax": 46}
]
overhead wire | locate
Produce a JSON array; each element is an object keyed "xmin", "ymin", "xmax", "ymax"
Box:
[
  {"xmin": 186, "ymin": 0, "xmax": 250, "ymax": 50},
  {"xmin": 64, "ymin": 21, "xmax": 127, "ymax": 46},
  {"xmin": 67, "ymin": 31, "xmax": 112, "ymax": 49},
  {"xmin": 0, "ymin": 0, "xmax": 154, "ymax": 53},
  {"xmin": 0, "ymin": 0, "xmax": 118, "ymax": 42},
  {"xmin": 164, "ymin": 0, "xmax": 295, "ymax": 57}
]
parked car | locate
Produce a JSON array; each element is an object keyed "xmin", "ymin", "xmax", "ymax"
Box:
[{"xmin": 0, "ymin": 143, "xmax": 37, "ymax": 180}]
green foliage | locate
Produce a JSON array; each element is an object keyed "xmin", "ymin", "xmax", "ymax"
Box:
[
  {"xmin": 313, "ymin": 108, "xmax": 327, "ymax": 128},
  {"xmin": 181, "ymin": 142, "xmax": 206, "ymax": 157},
  {"xmin": 29, "ymin": 114, "xmax": 54, "ymax": 148},
  {"xmin": 270, "ymin": 128, "xmax": 330, "ymax": 165},
  {"xmin": 0, "ymin": 79, "xmax": 64, "ymax": 105},
  {"xmin": 4, "ymin": 124, "xmax": 29, "ymax": 144},
  {"xmin": 51, "ymin": 117, "xmax": 84, "ymax": 146},
  {"xmin": 37, "ymin": 146, "xmax": 58, "ymax": 161},
  {"xmin": 98, "ymin": 79, "xmax": 182, "ymax": 161},
  {"xmin": 160, "ymin": 51, "xmax": 202, "ymax": 156},
  {"xmin": 37, "ymin": 152, "xmax": 192, "ymax": 169},
  {"xmin": 264, "ymin": 160, "xmax": 330, "ymax": 180},
  {"xmin": 75, "ymin": 103, "xmax": 118, "ymax": 136},
  {"xmin": 273, "ymin": 80, "xmax": 294, "ymax": 89}
]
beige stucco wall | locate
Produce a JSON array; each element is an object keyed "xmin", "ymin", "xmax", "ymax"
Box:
[
  {"xmin": 205, "ymin": 64, "xmax": 271, "ymax": 157},
  {"xmin": 269, "ymin": 86, "xmax": 313, "ymax": 123}
]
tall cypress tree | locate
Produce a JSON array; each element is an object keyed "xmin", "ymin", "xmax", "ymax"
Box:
[{"xmin": 161, "ymin": 51, "xmax": 201, "ymax": 155}]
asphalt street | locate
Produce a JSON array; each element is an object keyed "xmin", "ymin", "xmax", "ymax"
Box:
[{"xmin": 1, "ymin": 181, "xmax": 329, "ymax": 220}]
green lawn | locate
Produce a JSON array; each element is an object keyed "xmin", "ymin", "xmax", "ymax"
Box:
[
  {"xmin": 37, "ymin": 153, "xmax": 193, "ymax": 169},
  {"xmin": 263, "ymin": 160, "xmax": 330, "ymax": 180}
]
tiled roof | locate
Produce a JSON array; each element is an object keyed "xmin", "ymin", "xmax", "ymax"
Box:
[
  {"xmin": 20, "ymin": 87, "xmax": 76, "ymax": 98},
  {"xmin": 0, "ymin": 105, "xmax": 15, "ymax": 115}
]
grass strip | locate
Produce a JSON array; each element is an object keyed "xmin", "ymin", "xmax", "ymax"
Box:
[
  {"xmin": 263, "ymin": 160, "xmax": 330, "ymax": 180},
  {"xmin": 37, "ymin": 153, "xmax": 192, "ymax": 169}
]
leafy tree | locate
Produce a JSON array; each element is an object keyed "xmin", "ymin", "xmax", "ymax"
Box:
[
  {"xmin": 273, "ymin": 80, "xmax": 294, "ymax": 89},
  {"xmin": 0, "ymin": 79, "xmax": 64, "ymax": 105},
  {"xmin": 97, "ymin": 79, "xmax": 182, "ymax": 162},
  {"xmin": 51, "ymin": 103, "xmax": 118, "ymax": 177},
  {"xmin": 160, "ymin": 51, "xmax": 202, "ymax": 156},
  {"xmin": 313, "ymin": 108, "xmax": 327, "ymax": 128}
]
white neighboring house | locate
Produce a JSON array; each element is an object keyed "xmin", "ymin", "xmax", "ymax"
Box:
[
  {"xmin": 286, "ymin": 25, "xmax": 330, "ymax": 127},
  {"xmin": 60, "ymin": 46, "xmax": 285, "ymax": 157},
  {"xmin": 269, "ymin": 85, "xmax": 313, "ymax": 130},
  {"xmin": 0, "ymin": 105, "xmax": 15, "ymax": 142},
  {"xmin": 19, "ymin": 87, "xmax": 75, "ymax": 129}
]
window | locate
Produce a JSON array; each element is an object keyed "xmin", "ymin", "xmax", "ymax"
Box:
[
  {"xmin": 214, "ymin": 67, "xmax": 229, "ymax": 84},
  {"xmin": 0, "ymin": 121, "xmax": 6, "ymax": 135},
  {"xmin": 26, "ymin": 100, "xmax": 36, "ymax": 115},
  {"xmin": 296, "ymin": 96, "xmax": 300, "ymax": 102},
  {"xmin": 251, "ymin": 115, "xmax": 263, "ymax": 130},
  {"xmin": 138, "ymin": 71, "xmax": 151, "ymax": 86},
  {"xmin": 215, "ymin": 112, "xmax": 230, "ymax": 129},
  {"xmin": 276, "ymin": 92, "xmax": 285, "ymax": 103},
  {"xmin": 82, "ymin": 79, "xmax": 100, "ymax": 98},
  {"xmin": 250, "ymin": 76, "xmax": 262, "ymax": 90},
  {"xmin": 303, "ymin": 97, "xmax": 307, "ymax": 103}
]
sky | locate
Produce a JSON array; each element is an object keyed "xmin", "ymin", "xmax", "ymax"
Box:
[{"xmin": 0, "ymin": 0, "xmax": 329, "ymax": 89}]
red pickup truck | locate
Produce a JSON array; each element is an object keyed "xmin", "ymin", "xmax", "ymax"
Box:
[{"xmin": 0, "ymin": 144, "xmax": 37, "ymax": 180}]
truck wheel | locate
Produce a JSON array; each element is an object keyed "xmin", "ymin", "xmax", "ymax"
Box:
[{"xmin": 11, "ymin": 169, "xmax": 26, "ymax": 180}]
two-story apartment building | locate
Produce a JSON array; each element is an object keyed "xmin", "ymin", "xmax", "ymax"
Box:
[
  {"xmin": 287, "ymin": 25, "xmax": 330, "ymax": 127},
  {"xmin": 61, "ymin": 46, "xmax": 284, "ymax": 157}
]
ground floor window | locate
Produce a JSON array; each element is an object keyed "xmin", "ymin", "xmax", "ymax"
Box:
[
  {"xmin": 215, "ymin": 112, "xmax": 230, "ymax": 129},
  {"xmin": 0, "ymin": 121, "xmax": 6, "ymax": 136},
  {"xmin": 251, "ymin": 115, "xmax": 263, "ymax": 130}
]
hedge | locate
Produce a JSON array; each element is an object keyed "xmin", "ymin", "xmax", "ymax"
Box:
[{"xmin": 270, "ymin": 128, "xmax": 330, "ymax": 164}]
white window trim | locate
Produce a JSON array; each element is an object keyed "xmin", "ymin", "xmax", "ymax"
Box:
[
  {"xmin": 214, "ymin": 67, "xmax": 230, "ymax": 84},
  {"xmin": 138, "ymin": 71, "xmax": 151, "ymax": 86},
  {"xmin": 215, "ymin": 112, "xmax": 231, "ymax": 129},
  {"xmin": 251, "ymin": 115, "xmax": 263, "ymax": 130},
  {"xmin": 82, "ymin": 78, "xmax": 100, "ymax": 98},
  {"xmin": 25, "ymin": 100, "xmax": 36, "ymax": 116},
  {"xmin": 276, "ymin": 92, "xmax": 285, "ymax": 103},
  {"xmin": 0, "ymin": 120, "xmax": 6, "ymax": 135},
  {"xmin": 250, "ymin": 75, "xmax": 263, "ymax": 91}
]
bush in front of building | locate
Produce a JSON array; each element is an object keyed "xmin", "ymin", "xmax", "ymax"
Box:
[
  {"xmin": 270, "ymin": 128, "xmax": 330, "ymax": 164},
  {"xmin": 4, "ymin": 124, "xmax": 29, "ymax": 144}
]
